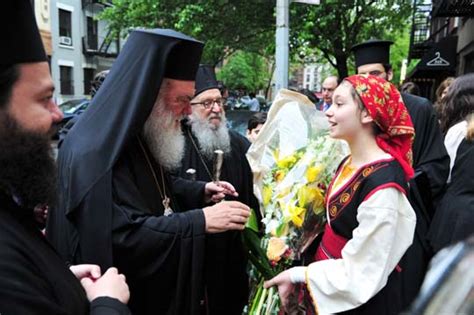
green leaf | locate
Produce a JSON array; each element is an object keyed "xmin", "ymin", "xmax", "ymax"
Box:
[
  {"xmin": 242, "ymin": 228, "xmax": 276, "ymax": 279},
  {"xmin": 245, "ymin": 208, "xmax": 259, "ymax": 233}
]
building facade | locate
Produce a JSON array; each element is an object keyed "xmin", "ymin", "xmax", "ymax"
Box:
[
  {"xmin": 47, "ymin": 0, "xmax": 120, "ymax": 103},
  {"xmin": 407, "ymin": 0, "xmax": 473, "ymax": 101}
]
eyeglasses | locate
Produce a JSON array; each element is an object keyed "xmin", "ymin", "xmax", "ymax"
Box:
[{"xmin": 190, "ymin": 98, "xmax": 226, "ymax": 110}]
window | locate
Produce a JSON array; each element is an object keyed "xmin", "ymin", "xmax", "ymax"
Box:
[
  {"xmin": 464, "ymin": 51, "xmax": 474, "ymax": 74},
  {"xmin": 87, "ymin": 17, "xmax": 98, "ymax": 50},
  {"xmin": 83, "ymin": 68, "xmax": 95, "ymax": 95},
  {"xmin": 59, "ymin": 9, "xmax": 72, "ymax": 46},
  {"xmin": 60, "ymin": 66, "xmax": 74, "ymax": 95}
]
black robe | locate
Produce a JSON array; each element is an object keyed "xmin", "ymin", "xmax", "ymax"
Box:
[
  {"xmin": 0, "ymin": 192, "xmax": 129, "ymax": 315},
  {"xmin": 428, "ymin": 138, "xmax": 474, "ymax": 252},
  {"xmin": 398, "ymin": 93, "xmax": 450, "ymax": 308},
  {"xmin": 110, "ymin": 138, "xmax": 206, "ymax": 314},
  {"xmin": 46, "ymin": 29, "xmax": 206, "ymax": 315},
  {"xmin": 401, "ymin": 93, "xmax": 449, "ymax": 203},
  {"xmin": 172, "ymin": 125, "xmax": 259, "ymax": 315}
]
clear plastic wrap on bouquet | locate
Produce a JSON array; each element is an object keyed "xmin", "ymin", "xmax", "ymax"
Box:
[{"xmin": 243, "ymin": 89, "xmax": 348, "ymax": 314}]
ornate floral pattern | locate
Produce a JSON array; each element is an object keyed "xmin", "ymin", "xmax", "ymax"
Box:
[{"xmin": 344, "ymin": 74, "xmax": 415, "ymax": 180}]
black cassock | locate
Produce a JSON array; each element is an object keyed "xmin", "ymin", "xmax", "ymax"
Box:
[
  {"xmin": 172, "ymin": 125, "xmax": 259, "ymax": 315},
  {"xmin": 46, "ymin": 29, "xmax": 208, "ymax": 315},
  {"xmin": 399, "ymin": 93, "xmax": 450, "ymax": 308},
  {"xmin": 0, "ymin": 192, "xmax": 129, "ymax": 315},
  {"xmin": 429, "ymin": 138, "xmax": 474, "ymax": 252},
  {"xmin": 111, "ymin": 138, "xmax": 207, "ymax": 314},
  {"xmin": 402, "ymin": 93, "xmax": 449, "ymax": 202}
]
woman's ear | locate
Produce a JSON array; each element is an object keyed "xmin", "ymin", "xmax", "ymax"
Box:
[{"xmin": 360, "ymin": 108, "xmax": 374, "ymax": 124}]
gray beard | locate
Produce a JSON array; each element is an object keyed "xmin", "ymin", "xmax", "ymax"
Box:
[
  {"xmin": 143, "ymin": 101, "xmax": 185, "ymax": 171},
  {"xmin": 188, "ymin": 112, "xmax": 231, "ymax": 160}
]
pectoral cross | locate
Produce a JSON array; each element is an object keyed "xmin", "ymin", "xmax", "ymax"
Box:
[{"xmin": 163, "ymin": 197, "xmax": 173, "ymax": 216}]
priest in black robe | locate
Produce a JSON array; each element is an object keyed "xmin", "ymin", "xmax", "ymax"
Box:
[
  {"xmin": 0, "ymin": 1, "xmax": 130, "ymax": 314},
  {"xmin": 172, "ymin": 65, "xmax": 259, "ymax": 314},
  {"xmin": 351, "ymin": 39, "xmax": 450, "ymax": 308},
  {"xmin": 46, "ymin": 29, "xmax": 250, "ymax": 315}
]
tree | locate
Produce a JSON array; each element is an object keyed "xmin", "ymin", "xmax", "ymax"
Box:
[
  {"xmin": 100, "ymin": 0, "xmax": 275, "ymax": 65},
  {"xmin": 100, "ymin": 0, "xmax": 412, "ymax": 80},
  {"xmin": 291, "ymin": 0, "xmax": 413, "ymax": 78},
  {"xmin": 217, "ymin": 51, "xmax": 271, "ymax": 92}
]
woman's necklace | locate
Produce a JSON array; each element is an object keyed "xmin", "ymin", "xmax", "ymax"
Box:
[
  {"xmin": 333, "ymin": 157, "xmax": 357, "ymax": 192},
  {"xmin": 137, "ymin": 136, "xmax": 173, "ymax": 216}
]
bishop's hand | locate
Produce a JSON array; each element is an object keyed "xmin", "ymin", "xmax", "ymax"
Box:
[
  {"xmin": 204, "ymin": 181, "xmax": 239, "ymax": 204},
  {"xmin": 203, "ymin": 200, "xmax": 250, "ymax": 233}
]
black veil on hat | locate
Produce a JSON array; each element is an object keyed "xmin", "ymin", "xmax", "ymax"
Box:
[
  {"xmin": 351, "ymin": 39, "xmax": 393, "ymax": 68},
  {"xmin": 194, "ymin": 64, "xmax": 219, "ymax": 96},
  {"xmin": 47, "ymin": 28, "xmax": 204, "ymax": 269},
  {"xmin": 0, "ymin": 0, "xmax": 47, "ymax": 66}
]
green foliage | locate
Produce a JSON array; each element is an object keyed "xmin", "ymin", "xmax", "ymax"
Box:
[
  {"xmin": 290, "ymin": 0, "xmax": 413, "ymax": 78},
  {"xmin": 100, "ymin": 0, "xmax": 413, "ymax": 82},
  {"xmin": 217, "ymin": 51, "xmax": 271, "ymax": 91},
  {"xmin": 100, "ymin": 0, "xmax": 275, "ymax": 65}
]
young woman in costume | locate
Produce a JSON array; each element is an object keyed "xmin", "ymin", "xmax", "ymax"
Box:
[{"xmin": 265, "ymin": 75, "xmax": 417, "ymax": 315}]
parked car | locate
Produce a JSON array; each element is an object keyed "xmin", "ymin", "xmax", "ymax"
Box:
[
  {"xmin": 59, "ymin": 99, "xmax": 90, "ymax": 123},
  {"xmin": 54, "ymin": 99, "xmax": 90, "ymax": 140}
]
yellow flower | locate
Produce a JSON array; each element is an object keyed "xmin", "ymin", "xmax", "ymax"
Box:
[
  {"xmin": 297, "ymin": 186, "xmax": 319, "ymax": 207},
  {"xmin": 306, "ymin": 165, "xmax": 322, "ymax": 183},
  {"xmin": 312, "ymin": 188, "xmax": 324, "ymax": 209},
  {"xmin": 276, "ymin": 154, "xmax": 297, "ymax": 169},
  {"xmin": 266, "ymin": 237, "xmax": 288, "ymax": 262},
  {"xmin": 274, "ymin": 169, "xmax": 286, "ymax": 182},
  {"xmin": 262, "ymin": 185, "xmax": 272, "ymax": 207},
  {"xmin": 288, "ymin": 204, "xmax": 306, "ymax": 228}
]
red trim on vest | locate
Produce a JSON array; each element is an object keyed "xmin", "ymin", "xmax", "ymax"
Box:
[
  {"xmin": 362, "ymin": 182, "xmax": 407, "ymax": 202},
  {"xmin": 315, "ymin": 224, "xmax": 348, "ymax": 261}
]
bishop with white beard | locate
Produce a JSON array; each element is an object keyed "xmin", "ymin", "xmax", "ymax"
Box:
[{"xmin": 172, "ymin": 65, "xmax": 259, "ymax": 315}]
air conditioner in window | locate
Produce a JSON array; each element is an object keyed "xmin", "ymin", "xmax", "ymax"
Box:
[{"xmin": 59, "ymin": 36, "xmax": 72, "ymax": 46}]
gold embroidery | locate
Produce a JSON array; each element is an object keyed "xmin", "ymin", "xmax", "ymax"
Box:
[
  {"xmin": 329, "ymin": 206, "xmax": 338, "ymax": 217},
  {"xmin": 340, "ymin": 192, "xmax": 350, "ymax": 204},
  {"xmin": 362, "ymin": 167, "xmax": 373, "ymax": 177},
  {"xmin": 353, "ymin": 182, "xmax": 360, "ymax": 191}
]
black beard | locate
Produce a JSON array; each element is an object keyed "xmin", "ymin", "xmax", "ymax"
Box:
[{"xmin": 0, "ymin": 113, "xmax": 57, "ymax": 209}]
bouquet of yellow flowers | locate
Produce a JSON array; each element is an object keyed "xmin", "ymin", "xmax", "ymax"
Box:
[{"xmin": 244, "ymin": 89, "xmax": 348, "ymax": 314}]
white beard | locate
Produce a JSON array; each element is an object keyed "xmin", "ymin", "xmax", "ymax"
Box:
[
  {"xmin": 143, "ymin": 98, "xmax": 185, "ymax": 171},
  {"xmin": 188, "ymin": 111, "xmax": 231, "ymax": 160}
]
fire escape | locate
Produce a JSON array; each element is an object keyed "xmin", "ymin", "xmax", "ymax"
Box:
[
  {"xmin": 432, "ymin": 0, "xmax": 474, "ymax": 17},
  {"xmin": 81, "ymin": 0, "xmax": 119, "ymax": 58},
  {"xmin": 408, "ymin": 0, "xmax": 432, "ymax": 63}
]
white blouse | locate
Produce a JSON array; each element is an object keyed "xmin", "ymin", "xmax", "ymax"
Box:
[
  {"xmin": 444, "ymin": 120, "xmax": 468, "ymax": 183},
  {"xmin": 290, "ymin": 187, "xmax": 416, "ymax": 314}
]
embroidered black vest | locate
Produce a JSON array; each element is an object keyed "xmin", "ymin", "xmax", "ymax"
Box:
[{"xmin": 327, "ymin": 157, "xmax": 408, "ymax": 241}]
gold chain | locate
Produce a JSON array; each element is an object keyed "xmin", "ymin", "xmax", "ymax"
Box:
[{"xmin": 137, "ymin": 136, "xmax": 172, "ymax": 215}]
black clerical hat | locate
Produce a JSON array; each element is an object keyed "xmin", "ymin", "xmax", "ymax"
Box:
[
  {"xmin": 351, "ymin": 40, "xmax": 393, "ymax": 68},
  {"xmin": 0, "ymin": 0, "xmax": 47, "ymax": 66},
  {"xmin": 164, "ymin": 39, "xmax": 203, "ymax": 81},
  {"xmin": 194, "ymin": 65, "xmax": 219, "ymax": 96}
]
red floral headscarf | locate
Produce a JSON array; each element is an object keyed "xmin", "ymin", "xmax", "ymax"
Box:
[{"xmin": 344, "ymin": 74, "xmax": 415, "ymax": 180}]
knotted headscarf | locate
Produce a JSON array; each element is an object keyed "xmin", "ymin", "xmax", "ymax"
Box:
[{"xmin": 344, "ymin": 74, "xmax": 415, "ymax": 179}]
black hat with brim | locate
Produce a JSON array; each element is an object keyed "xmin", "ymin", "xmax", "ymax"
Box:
[
  {"xmin": 194, "ymin": 65, "xmax": 219, "ymax": 96},
  {"xmin": 0, "ymin": 0, "xmax": 47, "ymax": 66},
  {"xmin": 351, "ymin": 39, "xmax": 393, "ymax": 68}
]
